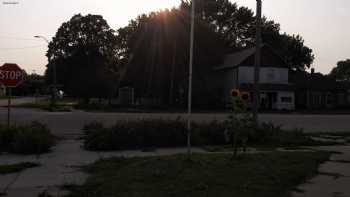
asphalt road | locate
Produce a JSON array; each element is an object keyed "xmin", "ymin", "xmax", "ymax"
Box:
[
  {"xmin": 1, "ymin": 107, "xmax": 350, "ymax": 138},
  {"xmin": 0, "ymin": 97, "xmax": 46, "ymax": 107}
]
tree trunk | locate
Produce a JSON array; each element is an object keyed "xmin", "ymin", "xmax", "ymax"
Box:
[{"xmin": 169, "ymin": 41, "xmax": 177, "ymax": 105}]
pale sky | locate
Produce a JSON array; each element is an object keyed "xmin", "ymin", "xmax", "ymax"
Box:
[{"xmin": 0, "ymin": 0, "xmax": 349, "ymax": 75}]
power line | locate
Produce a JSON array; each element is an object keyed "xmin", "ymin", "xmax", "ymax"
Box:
[
  {"xmin": 0, "ymin": 35, "xmax": 42, "ymax": 41},
  {"xmin": 0, "ymin": 45, "xmax": 46, "ymax": 51}
]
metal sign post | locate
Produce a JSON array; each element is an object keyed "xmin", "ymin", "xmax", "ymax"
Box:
[
  {"xmin": 7, "ymin": 88, "xmax": 11, "ymax": 128},
  {"xmin": 0, "ymin": 63, "xmax": 25, "ymax": 127}
]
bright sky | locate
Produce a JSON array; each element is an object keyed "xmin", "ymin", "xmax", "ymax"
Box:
[{"xmin": 0, "ymin": 0, "xmax": 349, "ymax": 74}]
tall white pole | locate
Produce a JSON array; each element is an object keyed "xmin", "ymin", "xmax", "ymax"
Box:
[
  {"xmin": 187, "ymin": 0, "xmax": 195, "ymax": 155},
  {"xmin": 34, "ymin": 35, "xmax": 57, "ymax": 107}
]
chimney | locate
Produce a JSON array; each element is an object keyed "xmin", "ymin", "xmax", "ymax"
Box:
[{"xmin": 311, "ymin": 68, "xmax": 315, "ymax": 75}]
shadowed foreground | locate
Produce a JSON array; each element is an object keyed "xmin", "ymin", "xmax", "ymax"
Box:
[{"xmin": 67, "ymin": 152, "xmax": 330, "ymax": 197}]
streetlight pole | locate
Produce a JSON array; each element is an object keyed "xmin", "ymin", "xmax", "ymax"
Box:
[
  {"xmin": 34, "ymin": 35, "xmax": 57, "ymax": 107},
  {"xmin": 187, "ymin": 0, "xmax": 195, "ymax": 156},
  {"xmin": 253, "ymin": 0, "xmax": 262, "ymax": 126}
]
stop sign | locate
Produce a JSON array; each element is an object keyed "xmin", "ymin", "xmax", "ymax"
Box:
[{"xmin": 0, "ymin": 63, "xmax": 25, "ymax": 87}]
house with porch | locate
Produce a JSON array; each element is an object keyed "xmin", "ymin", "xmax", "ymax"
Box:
[{"xmin": 216, "ymin": 44, "xmax": 295, "ymax": 110}]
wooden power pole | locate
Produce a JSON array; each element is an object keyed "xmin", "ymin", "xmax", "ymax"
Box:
[{"xmin": 253, "ymin": 0, "xmax": 262, "ymax": 126}]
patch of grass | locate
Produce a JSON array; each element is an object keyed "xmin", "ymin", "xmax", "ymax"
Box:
[
  {"xmin": 15, "ymin": 100, "xmax": 50, "ymax": 110},
  {"xmin": 83, "ymin": 120, "xmax": 336, "ymax": 152},
  {"xmin": 0, "ymin": 121, "xmax": 55, "ymax": 155},
  {"xmin": 201, "ymin": 145, "xmax": 262, "ymax": 152},
  {"xmin": 0, "ymin": 162, "xmax": 40, "ymax": 175},
  {"xmin": 330, "ymin": 160, "xmax": 350, "ymax": 164},
  {"xmin": 15, "ymin": 98, "xmax": 77, "ymax": 112},
  {"xmin": 201, "ymin": 145, "xmax": 233, "ymax": 152},
  {"xmin": 346, "ymin": 138, "xmax": 350, "ymax": 144},
  {"xmin": 253, "ymin": 146, "xmax": 278, "ymax": 151},
  {"xmin": 310, "ymin": 132, "xmax": 350, "ymax": 137},
  {"xmin": 66, "ymin": 151, "xmax": 331, "ymax": 197},
  {"xmin": 281, "ymin": 147, "xmax": 313, "ymax": 151},
  {"xmin": 318, "ymin": 172, "xmax": 344, "ymax": 180}
]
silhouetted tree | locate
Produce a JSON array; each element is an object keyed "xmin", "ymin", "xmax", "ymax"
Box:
[
  {"xmin": 13, "ymin": 73, "xmax": 48, "ymax": 96},
  {"xmin": 118, "ymin": 9, "xmax": 228, "ymax": 107},
  {"xmin": 181, "ymin": 0, "xmax": 314, "ymax": 70},
  {"xmin": 117, "ymin": 1, "xmax": 314, "ymax": 107},
  {"xmin": 330, "ymin": 59, "xmax": 350, "ymax": 81},
  {"xmin": 46, "ymin": 14, "xmax": 120, "ymax": 102}
]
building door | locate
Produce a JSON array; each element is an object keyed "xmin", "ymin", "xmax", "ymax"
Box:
[
  {"xmin": 260, "ymin": 92, "xmax": 277, "ymax": 110},
  {"xmin": 267, "ymin": 92, "xmax": 277, "ymax": 110}
]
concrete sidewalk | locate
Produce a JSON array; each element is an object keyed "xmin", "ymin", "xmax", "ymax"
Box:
[
  {"xmin": 292, "ymin": 146, "xmax": 350, "ymax": 197},
  {"xmin": 1, "ymin": 140, "xmax": 349, "ymax": 197},
  {"xmin": 0, "ymin": 140, "xmax": 205, "ymax": 197}
]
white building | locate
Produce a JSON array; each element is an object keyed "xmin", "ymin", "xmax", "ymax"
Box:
[{"xmin": 216, "ymin": 45, "xmax": 295, "ymax": 110}]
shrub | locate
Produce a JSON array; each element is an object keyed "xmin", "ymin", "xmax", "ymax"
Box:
[
  {"xmin": 83, "ymin": 119, "xmax": 324, "ymax": 152},
  {"xmin": 0, "ymin": 124, "xmax": 16, "ymax": 152},
  {"xmin": 193, "ymin": 120, "xmax": 226, "ymax": 145},
  {"xmin": 0, "ymin": 121, "xmax": 55, "ymax": 155},
  {"xmin": 83, "ymin": 119, "xmax": 230, "ymax": 151},
  {"xmin": 250, "ymin": 122, "xmax": 316, "ymax": 147},
  {"xmin": 84, "ymin": 122, "xmax": 120, "ymax": 151},
  {"xmin": 84, "ymin": 119, "xmax": 188, "ymax": 151}
]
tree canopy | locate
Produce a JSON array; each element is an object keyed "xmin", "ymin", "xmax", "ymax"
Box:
[
  {"xmin": 180, "ymin": 0, "xmax": 314, "ymax": 70},
  {"xmin": 13, "ymin": 73, "xmax": 48, "ymax": 96},
  {"xmin": 330, "ymin": 59, "xmax": 350, "ymax": 81},
  {"xmin": 118, "ymin": 9, "xmax": 228, "ymax": 106},
  {"xmin": 46, "ymin": 14, "xmax": 119, "ymax": 100},
  {"xmin": 45, "ymin": 1, "xmax": 315, "ymax": 106},
  {"xmin": 116, "ymin": 0, "xmax": 315, "ymax": 106}
]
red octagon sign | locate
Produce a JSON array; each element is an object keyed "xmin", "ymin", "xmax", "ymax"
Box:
[{"xmin": 0, "ymin": 63, "xmax": 25, "ymax": 87}]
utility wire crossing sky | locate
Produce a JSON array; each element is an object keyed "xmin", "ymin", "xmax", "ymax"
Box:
[{"xmin": 0, "ymin": 0, "xmax": 349, "ymax": 74}]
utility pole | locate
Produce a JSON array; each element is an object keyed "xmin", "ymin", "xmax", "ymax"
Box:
[
  {"xmin": 187, "ymin": 0, "xmax": 195, "ymax": 156},
  {"xmin": 34, "ymin": 35, "xmax": 57, "ymax": 107},
  {"xmin": 253, "ymin": 0, "xmax": 262, "ymax": 126}
]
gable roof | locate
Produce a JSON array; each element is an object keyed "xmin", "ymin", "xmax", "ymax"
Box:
[
  {"xmin": 220, "ymin": 47, "xmax": 256, "ymax": 69},
  {"xmin": 215, "ymin": 44, "xmax": 289, "ymax": 70}
]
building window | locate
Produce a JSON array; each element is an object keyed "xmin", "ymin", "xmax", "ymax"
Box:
[
  {"xmin": 281, "ymin": 97, "xmax": 292, "ymax": 103},
  {"xmin": 267, "ymin": 69, "xmax": 275, "ymax": 81}
]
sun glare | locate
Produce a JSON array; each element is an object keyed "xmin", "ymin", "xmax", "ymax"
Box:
[{"xmin": 141, "ymin": 0, "xmax": 180, "ymax": 12}]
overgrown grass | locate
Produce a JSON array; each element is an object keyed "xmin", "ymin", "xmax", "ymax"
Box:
[
  {"xmin": 66, "ymin": 151, "xmax": 331, "ymax": 197},
  {"xmin": 0, "ymin": 162, "xmax": 40, "ymax": 175},
  {"xmin": 0, "ymin": 121, "xmax": 55, "ymax": 155},
  {"xmin": 15, "ymin": 98, "xmax": 77, "ymax": 111},
  {"xmin": 83, "ymin": 120, "xmax": 338, "ymax": 152},
  {"xmin": 83, "ymin": 120, "xmax": 227, "ymax": 151}
]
